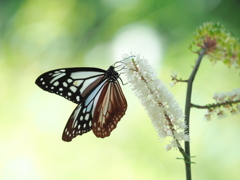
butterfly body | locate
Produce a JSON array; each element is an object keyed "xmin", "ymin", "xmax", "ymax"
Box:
[{"xmin": 35, "ymin": 65, "xmax": 127, "ymax": 141}]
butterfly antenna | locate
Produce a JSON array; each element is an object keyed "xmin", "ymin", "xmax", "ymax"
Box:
[
  {"xmin": 119, "ymin": 76, "xmax": 128, "ymax": 85},
  {"xmin": 114, "ymin": 55, "xmax": 136, "ymax": 67}
]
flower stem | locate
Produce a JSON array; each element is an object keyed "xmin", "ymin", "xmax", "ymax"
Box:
[
  {"xmin": 191, "ymin": 100, "xmax": 240, "ymax": 109},
  {"xmin": 184, "ymin": 49, "xmax": 206, "ymax": 180}
]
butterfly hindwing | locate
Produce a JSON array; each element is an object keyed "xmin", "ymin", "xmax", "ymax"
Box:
[
  {"xmin": 92, "ymin": 80, "xmax": 127, "ymax": 138},
  {"xmin": 35, "ymin": 68, "xmax": 106, "ymax": 104},
  {"xmin": 62, "ymin": 102, "xmax": 93, "ymax": 142},
  {"xmin": 62, "ymin": 79, "xmax": 109, "ymax": 141}
]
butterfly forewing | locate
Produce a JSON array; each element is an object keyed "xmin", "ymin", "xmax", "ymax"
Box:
[
  {"xmin": 35, "ymin": 68, "xmax": 106, "ymax": 104},
  {"xmin": 92, "ymin": 80, "xmax": 127, "ymax": 138}
]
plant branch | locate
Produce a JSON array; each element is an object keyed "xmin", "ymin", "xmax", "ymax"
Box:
[
  {"xmin": 191, "ymin": 100, "xmax": 240, "ymax": 109},
  {"xmin": 171, "ymin": 75, "xmax": 188, "ymax": 83},
  {"xmin": 184, "ymin": 49, "xmax": 206, "ymax": 180}
]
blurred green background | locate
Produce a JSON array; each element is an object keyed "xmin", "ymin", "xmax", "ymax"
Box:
[{"xmin": 1, "ymin": 0, "xmax": 240, "ymax": 179}]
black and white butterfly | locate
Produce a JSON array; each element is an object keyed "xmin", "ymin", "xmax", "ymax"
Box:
[{"xmin": 35, "ymin": 65, "xmax": 127, "ymax": 142}]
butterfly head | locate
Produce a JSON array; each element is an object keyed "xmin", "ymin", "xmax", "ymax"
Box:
[{"xmin": 106, "ymin": 66, "xmax": 119, "ymax": 82}]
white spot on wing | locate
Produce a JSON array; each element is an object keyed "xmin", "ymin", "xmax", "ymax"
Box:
[
  {"xmin": 63, "ymin": 82, "xmax": 68, "ymax": 87},
  {"xmin": 53, "ymin": 81, "xmax": 59, "ymax": 86},
  {"xmin": 67, "ymin": 79, "xmax": 73, "ymax": 83},
  {"xmin": 70, "ymin": 86, "xmax": 77, "ymax": 93},
  {"xmin": 70, "ymin": 71, "xmax": 104, "ymax": 79},
  {"xmin": 50, "ymin": 73, "xmax": 66, "ymax": 84},
  {"xmin": 73, "ymin": 80, "xmax": 83, "ymax": 86},
  {"xmin": 80, "ymin": 116, "xmax": 83, "ymax": 121},
  {"xmin": 85, "ymin": 114, "xmax": 89, "ymax": 121},
  {"xmin": 73, "ymin": 120, "xmax": 78, "ymax": 128}
]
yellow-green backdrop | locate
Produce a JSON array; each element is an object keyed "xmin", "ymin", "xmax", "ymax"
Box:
[{"xmin": 1, "ymin": 0, "xmax": 240, "ymax": 180}]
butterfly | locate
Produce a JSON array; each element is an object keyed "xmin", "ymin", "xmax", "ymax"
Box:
[{"xmin": 35, "ymin": 65, "xmax": 127, "ymax": 142}]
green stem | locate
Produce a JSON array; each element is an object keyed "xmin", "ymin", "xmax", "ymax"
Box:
[
  {"xmin": 191, "ymin": 100, "xmax": 240, "ymax": 109},
  {"xmin": 184, "ymin": 49, "xmax": 206, "ymax": 180}
]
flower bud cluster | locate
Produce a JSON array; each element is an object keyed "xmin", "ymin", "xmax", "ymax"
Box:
[{"xmin": 190, "ymin": 22, "xmax": 240, "ymax": 70}]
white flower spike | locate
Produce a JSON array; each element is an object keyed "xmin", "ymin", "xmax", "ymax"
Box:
[{"xmin": 121, "ymin": 54, "xmax": 189, "ymax": 149}]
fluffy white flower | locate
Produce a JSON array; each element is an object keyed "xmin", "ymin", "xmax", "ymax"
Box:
[
  {"xmin": 204, "ymin": 113, "xmax": 212, "ymax": 121},
  {"xmin": 164, "ymin": 144, "xmax": 173, "ymax": 151},
  {"xmin": 121, "ymin": 54, "xmax": 189, "ymax": 148},
  {"xmin": 208, "ymin": 88, "xmax": 240, "ymax": 118}
]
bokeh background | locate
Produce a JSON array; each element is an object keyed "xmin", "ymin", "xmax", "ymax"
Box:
[{"xmin": 1, "ymin": 0, "xmax": 240, "ymax": 179}]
